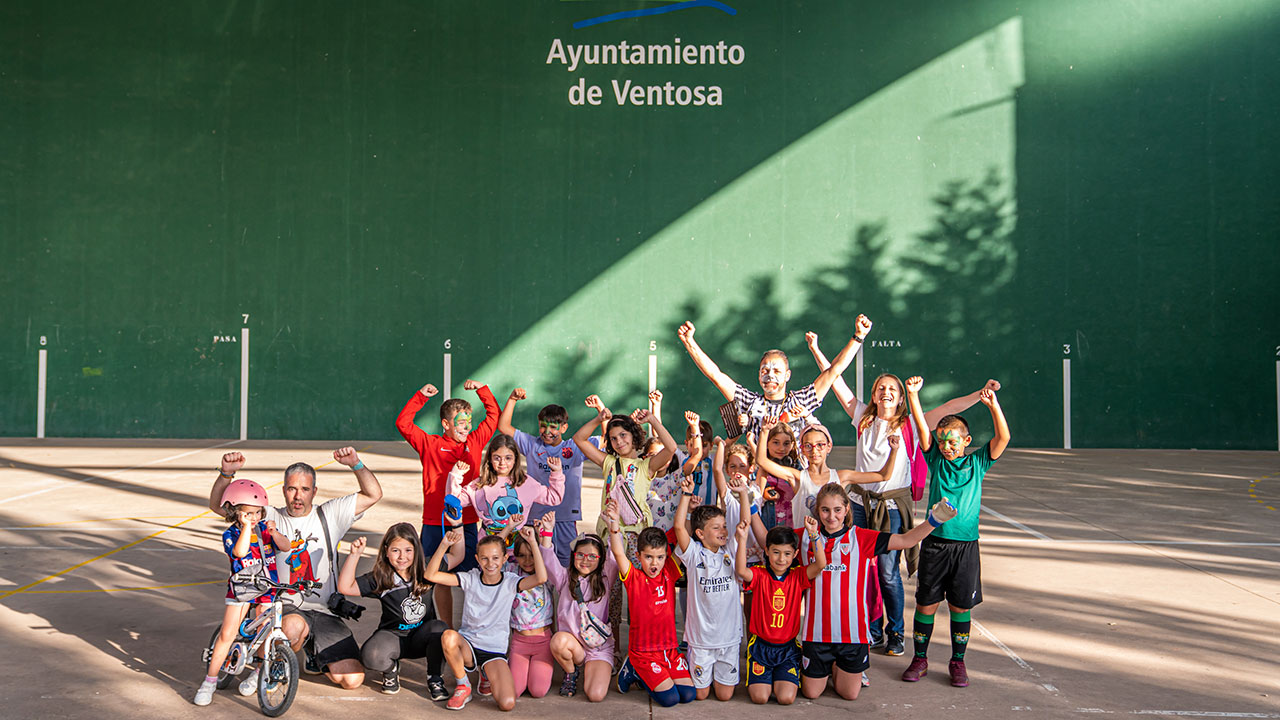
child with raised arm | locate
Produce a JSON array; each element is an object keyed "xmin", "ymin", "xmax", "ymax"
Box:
[
  {"xmin": 397, "ymin": 378, "xmax": 501, "ymax": 627},
  {"xmin": 649, "ymin": 410, "xmax": 716, "ymax": 533},
  {"xmin": 497, "ymin": 388, "xmax": 588, "ymax": 566},
  {"xmin": 335, "ymin": 523, "xmax": 452, "ymax": 699},
  {"xmin": 604, "ymin": 501, "xmax": 696, "ymax": 707},
  {"xmin": 800, "ymin": 484, "xmax": 956, "ymax": 701},
  {"xmin": 426, "ymin": 525, "xmax": 547, "ymax": 711},
  {"xmin": 543, "ymin": 515, "xmax": 618, "ymax": 702},
  {"xmin": 806, "ymin": 332, "xmax": 1001, "ymax": 655},
  {"xmin": 672, "ymin": 469, "xmax": 752, "ymax": 701},
  {"xmin": 902, "ymin": 377, "xmax": 1010, "ymax": 688},
  {"xmin": 445, "ymin": 438, "xmax": 565, "ymax": 540},
  {"xmin": 735, "ymin": 519, "xmax": 826, "ymax": 705},
  {"xmin": 754, "ymin": 419, "xmax": 899, "ymax": 530}
]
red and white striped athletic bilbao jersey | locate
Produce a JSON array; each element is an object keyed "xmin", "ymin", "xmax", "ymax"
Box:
[{"xmin": 799, "ymin": 526, "xmax": 888, "ymax": 644}]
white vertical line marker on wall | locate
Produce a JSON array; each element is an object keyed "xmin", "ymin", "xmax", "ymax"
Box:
[
  {"xmin": 856, "ymin": 352, "xmax": 864, "ymax": 402},
  {"xmin": 1275, "ymin": 360, "xmax": 1279, "ymax": 451},
  {"xmin": 443, "ymin": 353, "xmax": 452, "ymax": 401},
  {"xmin": 649, "ymin": 355, "xmax": 657, "ymax": 393},
  {"xmin": 240, "ymin": 328, "xmax": 250, "ymax": 441},
  {"xmin": 36, "ymin": 348, "xmax": 47, "ymax": 439},
  {"xmin": 1063, "ymin": 358, "xmax": 1072, "ymax": 450}
]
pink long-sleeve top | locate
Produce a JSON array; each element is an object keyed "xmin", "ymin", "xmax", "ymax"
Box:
[{"xmin": 448, "ymin": 469, "xmax": 565, "ymax": 535}]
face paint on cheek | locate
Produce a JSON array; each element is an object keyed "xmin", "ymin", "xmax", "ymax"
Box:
[{"xmin": 452, "ymin": 412, "xmax": 472, "ymax": 427}]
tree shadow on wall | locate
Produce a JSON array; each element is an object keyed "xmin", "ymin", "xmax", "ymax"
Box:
[{"xmin": 544, "ymin": 169, "xmax": 1018, "ymax": 442}]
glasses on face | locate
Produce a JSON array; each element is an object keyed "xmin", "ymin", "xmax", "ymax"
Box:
[
  {"xmin": 573, "ymin": 552, "xmax": 600, "ymax": 561},
  {"xmin": 801, "ymin": 441, "xmax": 830, "ymax": 451}
]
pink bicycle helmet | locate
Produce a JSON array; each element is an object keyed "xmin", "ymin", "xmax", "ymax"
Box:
[{"xmin": 221, "ymin": 478, "xmax": 269, "ymax": 507}]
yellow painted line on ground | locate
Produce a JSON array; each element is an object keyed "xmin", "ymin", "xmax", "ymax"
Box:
[
  {"xmin": 0, "ymin": 450, "xmax": 362, "ymax": 600},
  {"xmin": 1247, "ymin": 472, "xmax": 1279, "ymax": 512},
  {"xmin": 22, "ymin": 580, "xmax": 223, "ymax": 594}
]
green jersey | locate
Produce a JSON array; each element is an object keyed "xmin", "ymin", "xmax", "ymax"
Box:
[{"xmin": 923, "ymin": 441, "xmax": 995, "ymax": 541}]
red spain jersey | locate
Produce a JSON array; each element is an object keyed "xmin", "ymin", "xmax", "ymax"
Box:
[
  {"xmin": 620, "ymin": 556, "xmax": 682, "ymax": 652},
  {"xmin": 800, "ymin": 527, "xmax": 889, "ymax": 643},
  {"xmin": 746, "ymin": 565, "xmax": 812, "ymax": 644}
]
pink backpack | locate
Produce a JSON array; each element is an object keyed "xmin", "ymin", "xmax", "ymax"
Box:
[{"xmin": 856, "ymin": 419, "xmax": 928, "ymax": 502}]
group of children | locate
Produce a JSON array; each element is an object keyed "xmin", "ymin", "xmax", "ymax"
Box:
[{"xmin": 197, "ymin": 319, "xmax": 1012, "ymax": 711}]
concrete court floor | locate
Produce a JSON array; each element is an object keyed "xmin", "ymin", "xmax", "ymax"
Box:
[{"xmin": 0, "ymin": 439, "xmax": 1276, "ymax": 720}]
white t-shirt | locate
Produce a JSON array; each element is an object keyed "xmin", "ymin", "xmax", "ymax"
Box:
[
  {"xmin": 676, "ymin": 539, "xmax": 742, "ymax": 649},
  {"xmin": 722, "ymin": 488, "xmax": 762, "ymax": 562},
  {"xmin": 851, "ymin": 400, "xmax": 911, "ymax": 509},
  {"xmin": 457, "ymin": 570, "xmax": 523, "ymax": 653},
  {"xmin": 791, "ymin": 466, "xmax": 839, "ymax": 528},
  {"xmin": 266, "ymin": 493, "xmax": 361, "ymax": 613}
]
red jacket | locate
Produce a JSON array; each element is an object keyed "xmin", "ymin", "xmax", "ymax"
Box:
[{"xmin": 396, "ymin": 385, "xmax": 500, "ymax": 526}]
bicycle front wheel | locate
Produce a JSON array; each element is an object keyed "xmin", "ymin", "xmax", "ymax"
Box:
[{"xmin": 257, "ymin": 637, "xmax": 299, "ymax": 717}]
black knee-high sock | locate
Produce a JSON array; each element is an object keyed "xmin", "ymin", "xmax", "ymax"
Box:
[
  {"xmin": 912, "ymin": 611, "xmax": 935, "ymax": 659},
  {"xmin": 950, "ymin": 610, "xmax": 971, "ymax": 661}
]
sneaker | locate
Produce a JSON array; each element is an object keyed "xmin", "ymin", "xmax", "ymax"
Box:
[
  {"xmin": 427, "ymin": 675, "xmax": 449, "ymax": 702},
  {"xmin": 302, "ymin": 642, "xmax": 321, "ymax": 675},
  {"xmin": 193, "ymin": 679, "xmax": 217, "ymax": 706},
  {"xmin": 885, "ymin": 631, "xmax": 905, "ymax": 656},
  {"xmin": 237, "ymin": 668, "xmax": 259, "ymax": 697},
  {"xmin": 477, "ymin": 673, "xmax": 492, "ymax": 697},
  {"xmin": 381, "ymin": 664, "xmax": 401, "ymax": 695},
  {"xmin": 869, "ymin": 634, "xmax": 886, "ymax": 651},
  {"xmin": 617, "ymin": 658, "xmax": 637, "ymax": 694},
  {"xmin": 948, "ymin": 660, "xmax": 969, "ymax": 687},
  {"xmin": 861, "ymin": 671, "xmax": 870, "ymax": 687},
  {"xmin": 447, "ymin": 683, "xmax": 473, "ymax": 711},
  {"xmin": 901, "ymin": 657, "xmax": 928, "ymax": 682},
  {"xmin": 559, "ymin": 667, "xmax": 579, "ymax": 697}
]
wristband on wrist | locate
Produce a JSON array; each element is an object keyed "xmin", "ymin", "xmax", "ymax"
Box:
[
  {"xmin": 219, "ymin": 470, "xmax": 235, "ymax": 479},
  {"xmin": 538, "ymin": 530, "xmax": 553, "ymax": 537},
  {"xmin": 750, "ymin": 504, "xmax": 759, "ymax": 515},
  {"xmin": 352, "ymin": 461, "xmax": 365, "ymax": 471},
  {"xmin": 682, "ymin": 491, "xmax": 696, "ymax": 497},
  {"xmin": 927, "ymin": 512, "xmax": 943, "ymax": 528}
]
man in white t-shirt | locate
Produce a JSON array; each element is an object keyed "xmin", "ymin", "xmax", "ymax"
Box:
[
  {"xmin": 672, "ymin": 474, "xmax": 755, "ymax": 700},
  {"xmin": 209, "ymin": 448, "xmax": 384, "ymax": 690}
]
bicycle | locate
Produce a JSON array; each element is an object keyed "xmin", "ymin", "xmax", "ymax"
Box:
[{"xmin": 201, "ymin": 576, "xmax": 317, "ymax": 717}]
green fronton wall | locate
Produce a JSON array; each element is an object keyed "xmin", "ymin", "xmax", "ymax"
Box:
[{"xmin": 2, "ymin": 1, "xmax": 1278, "ymax": 448}]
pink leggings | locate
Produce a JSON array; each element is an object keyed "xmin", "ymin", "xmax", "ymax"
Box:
[{"xmin": 509, "ymin": 629, "xmax": 554, "ymax": 698}]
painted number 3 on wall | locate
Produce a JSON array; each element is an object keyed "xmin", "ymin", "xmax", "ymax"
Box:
[{"xmin": 1063, "ymin": 344, "xmax": 1071, "ymax": 355}]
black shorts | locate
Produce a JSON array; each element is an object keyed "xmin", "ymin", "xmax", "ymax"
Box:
[
  {"xmin": 801, "ymin": 641, "xmax": 868, "ymax": 678},
  {"xmin": 746, "ymin": 635, "xmax": 801, "ymax": 686},
  {"xmin": 285, "ymin": 608, "xmax": 360, "ymax": 669},
  {"xmin": 915, "ymin": 536, "xmax": 983, "ymax": 608},
  {"xmin": 463, "ymin": 641, "xmax": 507, "ymax": 672}
]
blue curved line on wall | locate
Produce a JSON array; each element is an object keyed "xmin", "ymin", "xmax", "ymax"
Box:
[{"xmin": 573, "ymin": 0, "xmax": 737, "ymax": 30}]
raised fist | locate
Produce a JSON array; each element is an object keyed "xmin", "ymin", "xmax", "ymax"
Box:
[
  {"xmin": 463, "ymin": 379, "xmax": 481, "ymax": 391},
  {"xmin": 854, "ymin": 314, "xmax": 873, "ymax": 339},
  {"xmin": 333, "ymin": 447, "xmax": 359, "ymax": 467},
  {"xmin": 510, "ymin": 388, "xmax": 527, "ymax": 401},
  {"xmin": 220, "ymin": 452, "xmax": 245, "ymax": 475},
  {"xmin": 452, "ymin": 460, "xmax": 471, "ymax": 475},
  {"xmin": 905, "ymin": 376, "xmax": 923, "ymax": 393},
  {"xmin": 420, "ymin": 383, "xmax": 439, "ymax": 398},
  {"xmin": 348, "ymin": 536, "xmax": 367, "ymax": 556},
  {"xmin": 929, "ymin": 497, "xmax": 957, "ymax": 525}
]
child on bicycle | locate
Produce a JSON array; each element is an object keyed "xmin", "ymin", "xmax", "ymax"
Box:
[{"xmin": 194, "ymin": 479, "xmax": 291, "ymax": 706}]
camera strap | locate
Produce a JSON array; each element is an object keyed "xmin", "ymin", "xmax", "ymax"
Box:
[{"xmin": 316, "ymin": 505, "xmax": 338, "ymax": 592}]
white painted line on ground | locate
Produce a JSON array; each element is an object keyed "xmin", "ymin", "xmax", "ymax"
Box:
[
  {"xmin": 982, "ymin": 504, "xmax": 1052, "ymax": 540},
  {"xmin": 0, "ymin": 545, "xmax": 197, "ymax": 551},
  {"xmin": 443, "ymin": 352, "xmax": 452, "ymax": 401},
  {"xmin": 974, "ymin": 619, "xmax": 1060, "ymax": 694},
  {"xmin": 37, "ymin": 348, "xmax": 47, "ymax": 439},
  {"xmin": 1073, "ymin": 711, "xmax": 1280, "ymax": 719},
  {"xmin": 0, "ymin": 439, "xmax": 241, "ymax": 507},
  {"xmin": 240, "ymin": 328, "xmax": 250, "ymax": 441},
  {"xmin": 1063, "ymin": 357, "xmax": 1072, "ymax": 449},
  {"xmin": 0, "ymin": 527, "xmax": 181, "ymax": 531}
]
